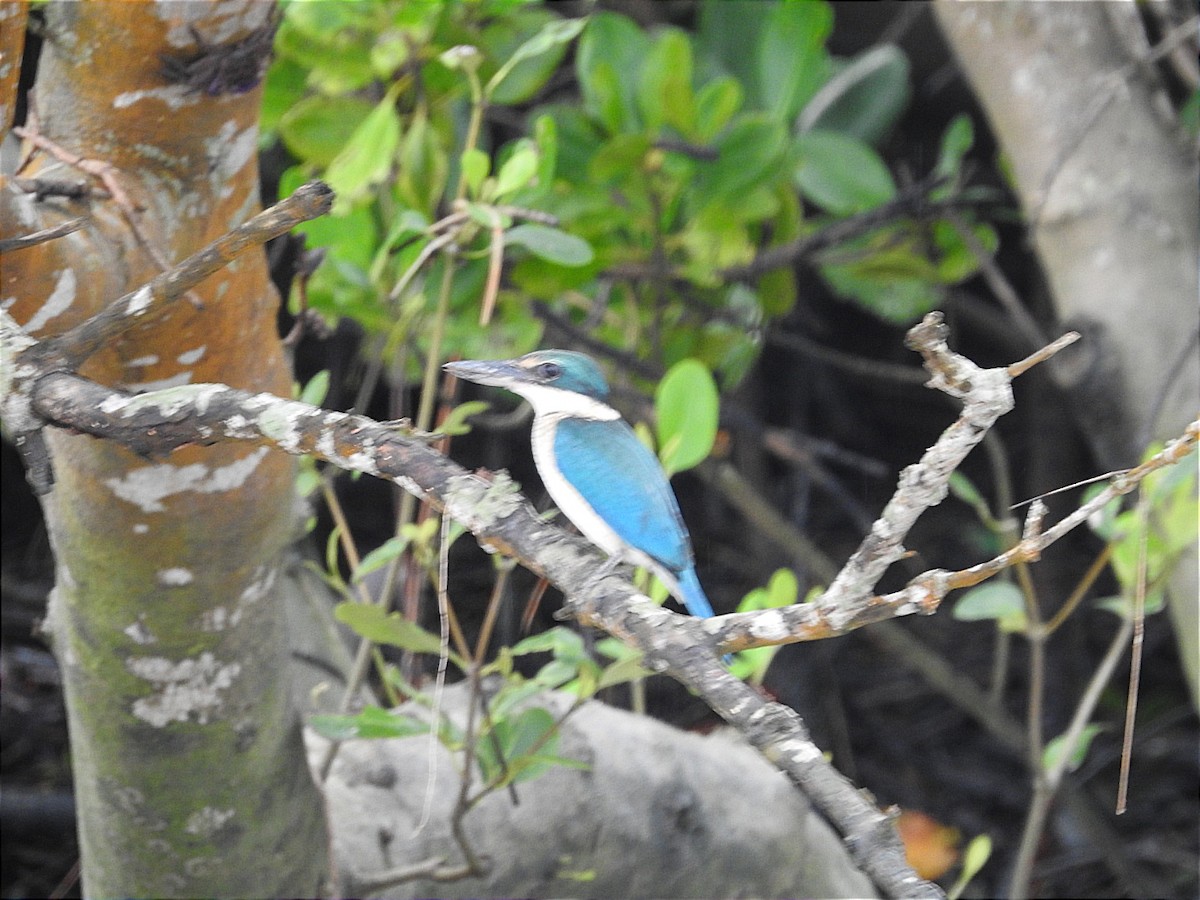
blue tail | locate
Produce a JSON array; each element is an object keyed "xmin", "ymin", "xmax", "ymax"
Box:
[{"xmin": 676, "ymin": 566, "xmax": 715, "ymax": 619}]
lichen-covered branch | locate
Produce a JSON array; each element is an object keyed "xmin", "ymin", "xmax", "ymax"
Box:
[{"xmin": 8, "ymin": 305, "xmax": 1195, "ymax": 898}]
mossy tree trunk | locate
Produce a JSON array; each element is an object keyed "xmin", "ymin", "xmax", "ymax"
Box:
[{"xmin": 1, "ymin": 2, "xmax": 329, "ymax": 895}]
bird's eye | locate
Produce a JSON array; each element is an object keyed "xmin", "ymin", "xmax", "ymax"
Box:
[{"xmin": 536, "ymin": 362, "xmax": 562, "ymax": 380}]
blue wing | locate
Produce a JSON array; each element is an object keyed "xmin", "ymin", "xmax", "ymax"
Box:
[{"xmin": 553, "ymin": 417, "xmax": 693, "ymax": 575}]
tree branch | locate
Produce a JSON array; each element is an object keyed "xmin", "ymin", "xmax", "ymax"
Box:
[
  {"xmin": 0, "ymin": 214, "xmax": 88, "ymax": 253},
  {"xmin": 6, "ymin": 301, "xmax": 1196, "ymax": 898},
  {"xmin": 29, "ymin": 181, "xmax": 334, "ymax": 372}
]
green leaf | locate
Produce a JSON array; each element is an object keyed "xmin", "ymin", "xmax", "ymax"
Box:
[
  {"xmin": 694, "ymin": 115, "xmax": 787, "ymax": 205},
  {"xmin": 594, "ymin": 654, "xmax": 651, "ymax": 691},
  {"xmin": 589, "ymin": 132, "xmax": 653, "ymax": 183},
  {"xmin": 794, "ymin": 130, "xmax": 896, "ymax": 214},
  {"xmin": 583, "ymin": 62, "xmax": 625, "ymax": 136},
  {"xmin": 325, "ymin": 90, "xmax": 402, "ymax": 211},
  {"xmin": 534, "ymin": 658, "xmax": 585, "ymax": 690},
  {"xmin": 261, "ymin": 57, "xmax": 310, "ymax": 138},
  {"xmin": 576, "ymin": 12, "xmax": 648, "ymax": 133},
  {"xmin": 279, "ymin": 96, "xmax": 375, "ymax": 168},
  {"xmin": 487, "ymin": 16, "xmax": 587, "ymax": 103},
  {"xmin": 460, "ymin": 148, "xmax": 491, "ymax": 198},
  {"xmin": 274, "ymin": 5, "xmax": 377, "ymax": 94},
  {"xmin": 952, "ymin": 581, "xmax": 1028, "ymax": 632},
  {"xmin": 372, "ymin": 209, "xmax": 430, "ymax": 280},
  {"xmin": 508, "ymin": 16, "xmax": 588, "ymax": 66},
  {"xmin": 505, "ymin": 224, "xmax": 594, "ymax": 266},
  {"xmin": 369, "ymin": 29, "xmax": 412, "ymax": 81},
  {"xmin": 309, "ymin": 706, "xmax": 429, "ymax": 741},
  {"xmin": 696, "ymin": 1, "xmax": 766, "ymax": 98},
  {"xmin": 1083, "ymin": 483, "xmax": 1123, "ymax": 541},
  {"xmin": 438, "ymin": 400, "xmax": 490, "ymax": 437},
  {"xmin": 334, "ymin": 603, "xmax": 446, "ymax": 656},
  {"xmin": 935, "ymin": 114, "xmax": 975, "ymax": 183},
  {"xmin": 476, "ymin": 707, "xmax": 562, "ymax": 786},
  {"xmin": 1095, "ymin": 454, "xmax": 1197, "ymax": 617},
  {"xmin": 532, "ymin": 114, "xmax": 559, "ymax": 193},
  {"xmin": 510, "ymin": 626, "xmax": 586, "ymax": 660},
  {"xmin": 729, "ymin": 570, "xmax": 806, "ymax": 682},
  {"xmin": 297, "ymin": 369, "xmax": 330, "ymax": 407},
  {"xmin": 933, "ymin": 220, "xmax": 997, "ymax": 283},
  {"xmin": 756, "ymin": 0, "xmax": 832, "ymax": 122},
  {"xmin": 395, "ymin": 109, "xmax": 449, "ymax": 217},
  {"xmin": 486, "ymin": 681, "xmax": 548, "ymax": 720},
  {"xmin": 494, "ymin": 143, "xmax": 539, "ymax": 198},
  {"xmin": 765, "ymin": 568, "xmax": 800, "ymax": 607},
  {"xmin": 949, "ymin": 471, "xmax": 987, "ymax": 511},
  {"xmin": 636, "ymin": 28, "xmax": 695, "ymax": 135},
  {"xmin": 820, "ymin": 261, "xmax": 940, "ymax": 325},
  {"xmin": 1043, "ymin": 723, "xmax": 1105, "ymax": 774},
  {"xmin": 655, "ymin": 358, "xmax": 719, "ymax": 475},
  {"xmin": 464, "ymin": 201, "xmax": 510, "ymax": 230},
  {"xmin": 736, "ymin": 568, "xmax": 802, "ymax": 614},
  {"xmin": 295, "ymin": 459, "xmax": 322, "ymax": 502},
  {"xmin": 1178, "ymin": 84, "xmax": 1200, "ymax": 136},
  {"xmin": 796, "ymin": 44, "xmax": 911, "ymax": 145},
  {"xmin": 352, "ymin": 536, "xmax": 409, "ymax": 582},
  {"xmin": 947, "ymin": 834, "xmax": 993, "ymax": 900},
  {"xmin": 693, "ymin": 76, "xmax": 743, "ymax": 141}
]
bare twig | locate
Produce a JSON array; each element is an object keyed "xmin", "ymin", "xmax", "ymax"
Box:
[
  {"xmin": 0, "ymin": 216, "xmax": 87, "ymax": 253},
  {"xmin": 32, "ymin": 181, "xmax": 333, "ymax": 371},
  {"xmin": 945, "ymin": 210, "xmax": 1049, "ymax": 353},
  {"xmin": 1008, "ymin": 613, "xmax": 1135, "ymax": 899},
  {"xmin": 720, "ymin": 176, "xmax": 973, "ymax": 283},
  {"xmin": 13, "ymin": 125, "xmax": 189, "ymax": 293},
  {"xmin": 1007, "ymin": 331, "xmax": 1081, "ymax": 378},
  {"xmin": 345, "ymin": 855, "xmax": 475, "ymax": 895},
  {"xmin": 768, "ymin": 328, "xmax": 930, "ymax": 386},
  {"xmin": 1115, "ymin": 492, "xmax": 1151, "ymax": 816}
]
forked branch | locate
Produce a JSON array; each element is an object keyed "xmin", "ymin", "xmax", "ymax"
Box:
[{"xmin": 4, "ymin": 186, "xmax": 1196, "ymax": 899}]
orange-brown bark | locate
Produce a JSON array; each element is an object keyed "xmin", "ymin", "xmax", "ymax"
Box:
[{"xmin": 1, "ymin": 3, "xmax": 328, "ymax": 895}]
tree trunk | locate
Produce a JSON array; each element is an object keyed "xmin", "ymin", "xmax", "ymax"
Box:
[
  {"xmin": 934, "ymin": 0, "xmax": 1200, "ymax": 707},
  {"xmin": 1, "ymin": 2, "xmax": 329, "ymax": 895}
]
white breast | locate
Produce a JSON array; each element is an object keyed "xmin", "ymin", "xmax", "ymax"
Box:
[{"xmin": 529, "ymin": 414, "xmax": 661, "ymax": 575}]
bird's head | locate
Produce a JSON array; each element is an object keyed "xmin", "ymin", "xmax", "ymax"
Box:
[{"xmin": 444, "ymin": 350, "xmax": 616, "ymax": 417}]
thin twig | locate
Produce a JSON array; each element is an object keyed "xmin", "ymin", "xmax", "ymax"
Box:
[
  {"xmin": 1008, "ymin": 613, "xmax": 1134, "ymax": 899},
  {"xmin": 1007, "ymin": 331, "xmax": 1081, "ymax": 378},
  {"xmin": 347, "ymin": 855, "xmax": 475, "ymax": 894},
  {"xmin": 30, "ymin": 181, "xmax": 334, "ymax": 371},
  {"xmin": 0, "ymin": 216, "xmax": 87, "ymax": 253},
  {"xmin": 1115, "ymin": 492, "xmax": 1150, "ymax": 814},
  {"xmin": 414, "ymin": 513, "xmax": 455, "ymax": 835},
  {"xmin": 945, "ymin": 210, "xmax": 1049, "ymax": 353},
  {"xmin": 13, "ymin": 125, "xmax": 195, "ymax": 301}
]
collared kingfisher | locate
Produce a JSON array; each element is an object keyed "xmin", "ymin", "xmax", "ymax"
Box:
[{"xmin": 444, "ymin": 349, "xmax": 715, "ymax": 619}]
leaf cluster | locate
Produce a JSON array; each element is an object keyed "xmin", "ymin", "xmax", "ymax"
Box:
[{"xmin": 262, "ymin": 0, "xmax": 994, "ymax": 391}]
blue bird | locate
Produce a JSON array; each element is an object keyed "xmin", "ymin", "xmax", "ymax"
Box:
[{"xmin": 444, "ymin": 350, "xmax": 715, "ymax": 619}]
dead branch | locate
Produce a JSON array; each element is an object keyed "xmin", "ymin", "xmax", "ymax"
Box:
[
  {"xmin": 6, "ymin": 265, "xmax": 1197, "ymax": 899},
  {"xmin": 32, "ymin": 181, "xmax": 333, "ymax": 371},
  {"xmin": 0, "ymin": 215, "xmax": 87, "ymax": 253}
]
